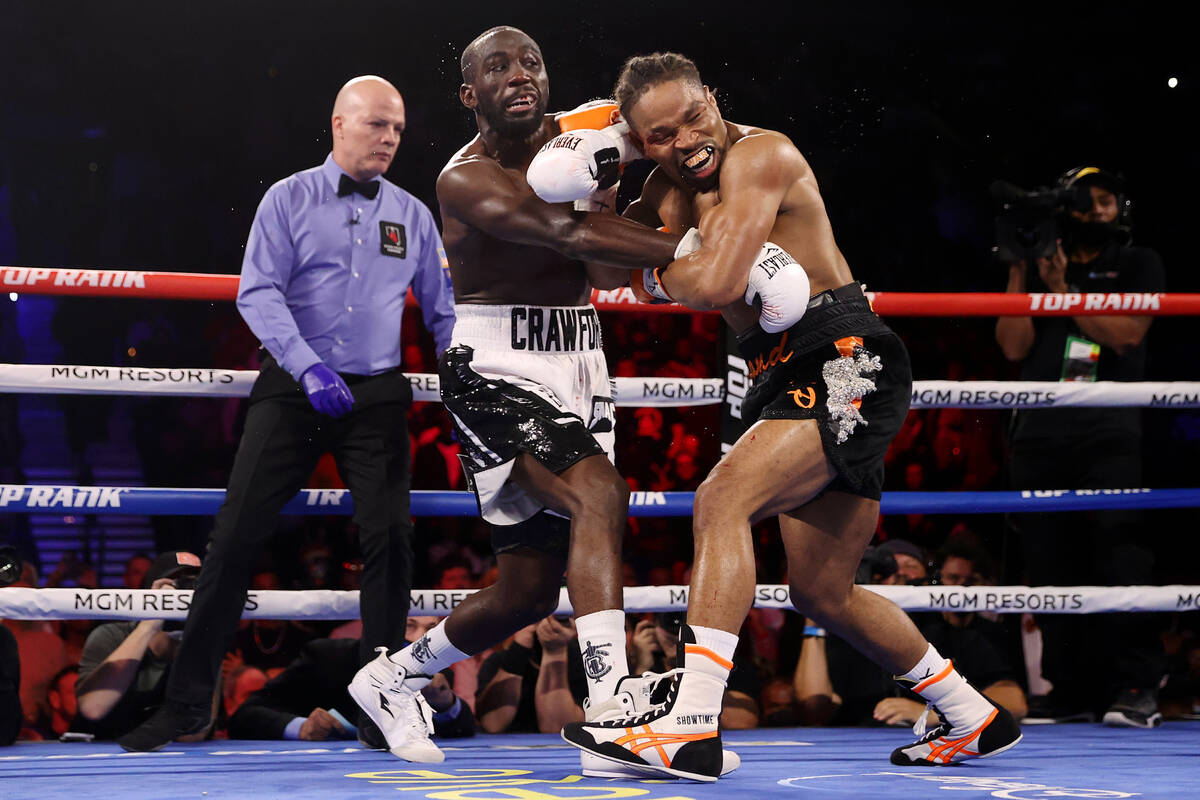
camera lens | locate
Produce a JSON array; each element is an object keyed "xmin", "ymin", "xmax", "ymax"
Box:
[{"xmin": 0, "ymin": 546, "xmax": 20, "ymax": 588}]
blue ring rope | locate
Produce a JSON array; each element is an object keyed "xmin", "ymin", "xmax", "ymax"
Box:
[{"xmin": 0, "ymin": 486, "xmax": 1196, "ymax": 516}]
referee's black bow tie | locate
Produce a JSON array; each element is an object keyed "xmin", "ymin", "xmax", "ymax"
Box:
[{"xmin": 338, "ymin": 174, "xmax": 380, "ymax": 200}]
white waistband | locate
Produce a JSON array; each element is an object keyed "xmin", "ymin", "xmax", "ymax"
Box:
[{"xmin": 452, "ymin": 304, "xmax": 603, "ymax": 353}]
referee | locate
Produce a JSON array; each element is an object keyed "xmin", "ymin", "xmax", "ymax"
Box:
[{"xmin": 120, "ymin": 76, "xmax": 455, "ymax": 751}]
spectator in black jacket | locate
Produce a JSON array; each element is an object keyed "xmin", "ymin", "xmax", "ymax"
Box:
[
  {"xmin": 229, "ymin": 616, "xmax": 474, "ymax": 742},
  {"xmin": 0, "ymin": 624, "xmax": 19, "ymax": 746}
]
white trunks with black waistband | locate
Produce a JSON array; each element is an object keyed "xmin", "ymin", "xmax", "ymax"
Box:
[{"xmin": 440, "ymin": 304, "xmax": 616, "ymax": 526}]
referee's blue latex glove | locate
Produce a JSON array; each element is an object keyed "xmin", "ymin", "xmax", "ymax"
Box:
[{"xmin": 300, "ymin": 362, "xmax": 355, "ymax": 418}]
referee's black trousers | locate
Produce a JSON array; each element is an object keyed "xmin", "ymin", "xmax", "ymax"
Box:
[{"xmin": 167, "ymin": 360, "xmax": 413, "ymax": 708}]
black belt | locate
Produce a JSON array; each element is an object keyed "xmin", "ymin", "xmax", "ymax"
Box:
[{"xmin": 736, "ymin": 281, "xmax": 885, "ymax": 359}]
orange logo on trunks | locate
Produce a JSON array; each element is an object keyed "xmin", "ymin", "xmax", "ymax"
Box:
[
  {"xmin": 747, "ymin": 331, "xmax": 794, "ymax": 381},
  {"xmin": 789, "ymin": 386, "xmax": 816, "ymax": 409},
  {"xmin": 834, "ymin": 336, "xmax": 863, "ymax": 358}
]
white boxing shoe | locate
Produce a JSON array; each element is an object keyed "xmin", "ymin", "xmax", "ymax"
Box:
[
  {"xmin": 576, "ymin": 670, "xmax": 739, "ymax": 780},
  {"xmin": 348, "ymin": 646, "xmax": 444, "ymax": 763}
]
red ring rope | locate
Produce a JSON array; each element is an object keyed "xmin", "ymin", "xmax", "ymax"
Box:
[{"xmin": 3, "ymin": 266, "xmax": 1195, "ymax": 316}]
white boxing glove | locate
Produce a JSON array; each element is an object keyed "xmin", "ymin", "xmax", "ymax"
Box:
[
  {"xmin": 526, "ymin": 100, "xmax": 642, "ymax": 205},
  {"xmin": 631, "ymin": 227, "xmax": 700, "ymax": 304},
  {"xmin": 554, "ymin": 100, "xmax": 641, "ymax": 164},
  {"xmin": 744, "ymin": 242, "xmax": 811, "ymax": 333},
  {"xmin": 673, "ymin": 226, "xmax": 702, "ymax": 259}
]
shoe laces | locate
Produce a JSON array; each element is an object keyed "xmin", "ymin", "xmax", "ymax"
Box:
[
  {"xmin": 588, "ymin": 670, "xmax": 669, "ymax": 722},
  {"xmin": 586, "ymin": 692, "xmax": 637, "ymax": 722},
  {"xmin": 410, "ymin": 693, "xmax": 436, "ymax": 737},
  {"xmin": 604, "ymin": 668, "xmax": 718, "ymax": 728},
  {"xmin": 912, "ymin": 703, "xmax": 949, "ymax": 741}
]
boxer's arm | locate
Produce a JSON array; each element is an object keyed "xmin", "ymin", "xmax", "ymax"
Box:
[
  {"xmin": 581, "ymin": 174, "xmax": 674, "ymax": 290},
  {"xmin": 658, "ymin": 135, "xmax": 801, "ymax": 309},
  {"xmin": 584, "ymin": 263, "xmax": 629, "ymax": 290},
  {"xmin": 437, "ymin": 159, "xmax": 678, "ymax": 267}
]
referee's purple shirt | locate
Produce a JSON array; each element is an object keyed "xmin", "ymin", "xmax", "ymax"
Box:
[{"xmin": 237, "ymin": 153, "xmax": 455, "ymax": 380}]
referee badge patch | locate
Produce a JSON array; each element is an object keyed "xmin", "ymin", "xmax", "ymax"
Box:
[{"xmin": 380, "ymin": 221, "xmax": 406, "ymax": 258}]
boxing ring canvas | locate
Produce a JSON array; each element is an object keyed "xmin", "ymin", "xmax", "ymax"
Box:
[{"xmin": 3, "ymin": 724, "xmax": 1198, "ymax": 800}]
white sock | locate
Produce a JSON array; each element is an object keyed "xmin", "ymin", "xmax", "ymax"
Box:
[
  {"xmin": 389, "ymin": 620, "xmax": 469, "ymax": 689},
  {"xmin": 899, "ymin": 643, "xmax": 950, "ymax": 686},
  {"xmin": 678, "ymin": 624, "xmax": 736, "ymax": 714},
  {"xmin": 901, "ymin": 643, "xmax": 992, "ymax": 729},
  {"xmin": 686, "ymin": 624, "xmax": 738, "ymax": 682},
  {"xmin": 574, "ymin": 609, "xmax": 629, "ymax": 701}
]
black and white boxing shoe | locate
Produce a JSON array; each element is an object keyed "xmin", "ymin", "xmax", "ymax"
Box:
[
  {"xmin": 563, "ymin": 666, "xmax": 727, "ymax": 782},
  {"xmin": 577, "ymin": 671, "xmax": 741, "ymax": 778}
]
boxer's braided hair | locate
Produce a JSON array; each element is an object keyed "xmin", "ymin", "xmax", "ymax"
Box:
[{"xmin": 614, "ymin": 52, "xmax": 703, "ymax": 121}]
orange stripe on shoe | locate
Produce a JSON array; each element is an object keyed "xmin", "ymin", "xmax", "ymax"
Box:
[
  {"xmin": 615, "ymin": 731, "xmax": 720, "ymax": 748},
  {"xmin": 912, "ymin": 661, "xmax": 955, "ymax": 694},
  {"xmin": 925, "ymin": 708, "xmax": 997, "ymax": 763},
  {"xmin": 626, "ymin": 734, "xmax": 718, "ymax": 756},
  {"xmin": 645, "ymin": 724, "xmax": 670, "ymax": 767},
  {"xmin": 684, "ymin": 644, "xmax": 734, "ymax": 671}
]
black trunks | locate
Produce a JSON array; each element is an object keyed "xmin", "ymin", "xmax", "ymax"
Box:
[{"xmin": 736, "ymin": 282, "xmax": 911, "ymax": 501}]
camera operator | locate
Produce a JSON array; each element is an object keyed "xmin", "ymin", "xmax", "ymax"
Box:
[
  {"xmin": 994, "ymin": 166, "xmax": 1166, "ymax": 728},
  {"xmin": 74, "ymin": 552, "xmax": 218, "ymax": 741}
]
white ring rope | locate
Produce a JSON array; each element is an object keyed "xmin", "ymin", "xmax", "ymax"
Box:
[
  {"xmin": 1, "ymin": 585, "xmax": 1197, "ymax": 621},
  {"xmin": 0, "ymin": 364, "xmax": 721, "ymax": 408},
  {"xmin": 2, "ymin": 364, "xmax": 1199, "ymax": 409}
]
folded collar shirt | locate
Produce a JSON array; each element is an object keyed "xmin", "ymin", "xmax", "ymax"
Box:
[{"xmin": 237, "ymin": 153, "xmax": 455, "ymax": 380}]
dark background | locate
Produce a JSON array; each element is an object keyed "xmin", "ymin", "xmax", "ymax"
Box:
[
  {"xmin": 0, "ymin": 1, "xmax": 1197, "ymax": 583},
  {"xmin": 2, "ymin": 1, "xmax": 1193, "ymax": 291}
]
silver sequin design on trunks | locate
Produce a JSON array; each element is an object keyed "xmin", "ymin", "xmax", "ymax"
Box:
[{"xmin": 822, "ymin": 345, "xmax": 882, "ymax": 444}]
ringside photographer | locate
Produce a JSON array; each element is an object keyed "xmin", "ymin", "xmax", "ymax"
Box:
[{"xmin": 73, "ymin": 552, "xmax": 217, "ymax": 741}]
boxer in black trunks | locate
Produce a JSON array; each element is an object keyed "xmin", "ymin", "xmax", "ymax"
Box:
[{"xmin": 543, "ymin": 53, "xmax": 1021, "ymax": 780}]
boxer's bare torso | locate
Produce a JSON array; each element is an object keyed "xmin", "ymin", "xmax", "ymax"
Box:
[{"xmin": 438, "ymin": 116, "xmax": 593, "ymax": 307}]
